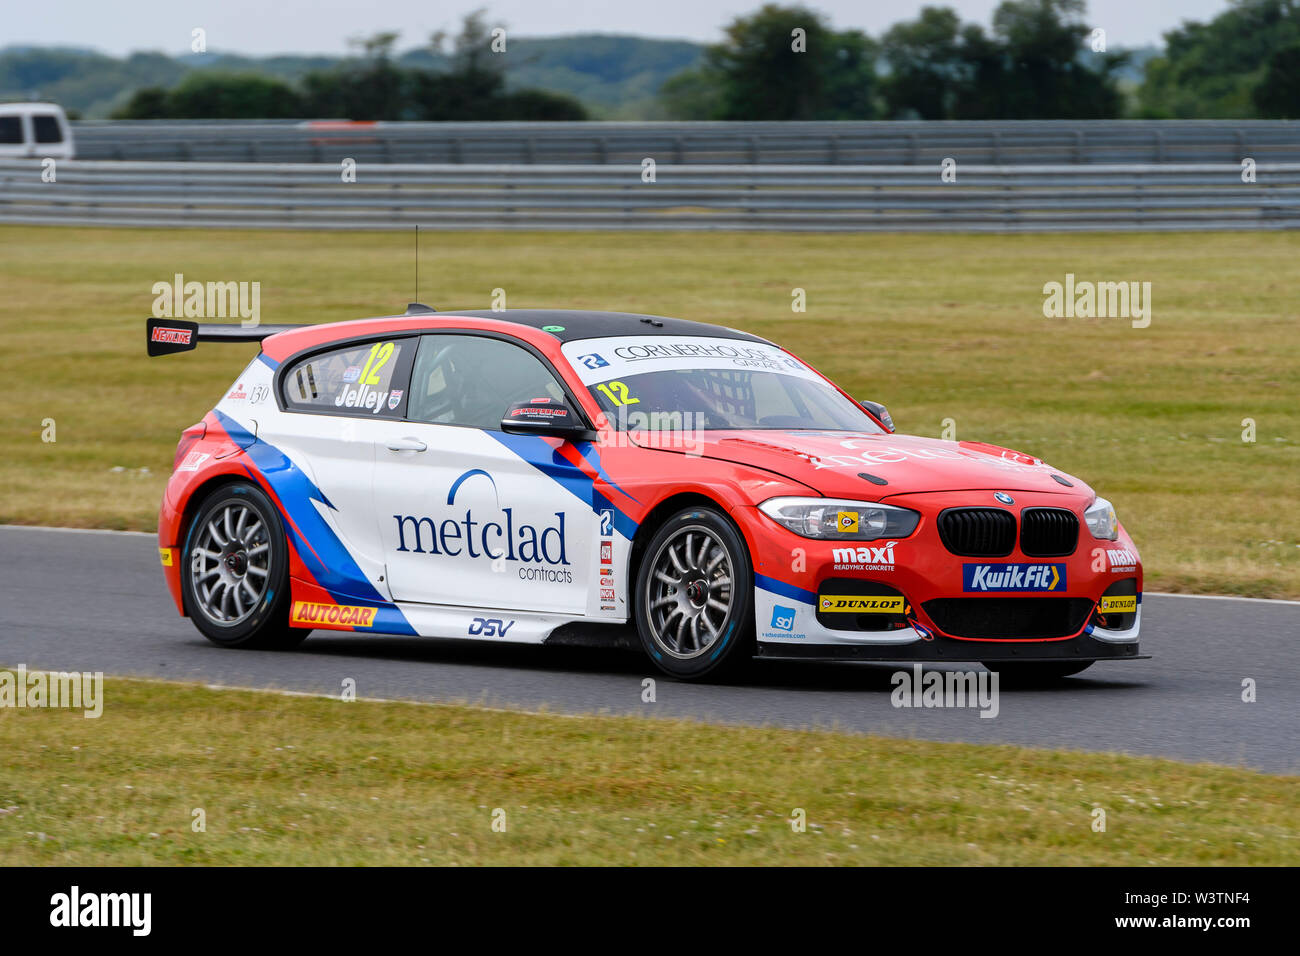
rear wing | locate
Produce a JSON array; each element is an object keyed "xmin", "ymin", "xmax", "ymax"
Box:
[{"xmin": 146, "ymin": 318, "xmax": 307, "ymax": 357}]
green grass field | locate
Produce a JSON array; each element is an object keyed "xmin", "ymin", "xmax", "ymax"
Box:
[
  {"xmin": 4, "ymin": 226, "xmax": 1298, "ymax": 596},
  {"xmin": 1, "ymin": 674, "xmax": 1295, "ymax": 865}
]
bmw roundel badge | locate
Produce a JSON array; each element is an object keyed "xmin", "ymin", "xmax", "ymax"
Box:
[{"xmin": 994, "ymin": 492, "xmax": 1014, "ymax": 505}]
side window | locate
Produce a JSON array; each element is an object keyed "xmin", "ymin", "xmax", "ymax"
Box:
[
  {"xmin": 408, "ymin": 334, "xmax": 566, "ymax": 429},
  {"xmin": 282, "ymin": 338, "xmax": 413, "ymax": 417},
  {"xmin": 0, "ymin": 117, "xmax": 21, "ymax": 145},
  {"xmin": 32, "ymin": 115, "xmax": 63, "ymax": 144}
]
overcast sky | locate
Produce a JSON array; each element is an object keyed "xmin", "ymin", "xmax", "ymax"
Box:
[{"xmin": 12, "ymin": 0, "xmax": 1233, "ymax": 56}]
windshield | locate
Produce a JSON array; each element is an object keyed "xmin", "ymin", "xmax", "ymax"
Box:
[{"xmin": 561, "ymin": 336, "xmax": 883, "ymax": 432}]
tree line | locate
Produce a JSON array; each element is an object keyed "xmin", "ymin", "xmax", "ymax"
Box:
[
  {"xmin": 115, "ymin": 14, "xmax": 589, "ymax": 121},
  {"xmin": 663, "ymin": 0, "xmax": 1299, "ymax": 120},
  {"xmin": 113, "ymin": 1, "xmax": 1300, "ymax": 121}
]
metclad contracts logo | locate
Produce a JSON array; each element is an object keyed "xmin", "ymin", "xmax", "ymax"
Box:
[
  {"xmin": 963, "ymin": 563, "xmax": 1066, "ymax": 592},
  {"xmin": 393, "ymin": 469, "xmax": 570, "ymax": 568}
]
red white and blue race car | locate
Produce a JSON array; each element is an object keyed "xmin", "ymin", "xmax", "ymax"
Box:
[{"xmin": 148, "ymin": 307, "xmax": 1143, "ymax": 681}]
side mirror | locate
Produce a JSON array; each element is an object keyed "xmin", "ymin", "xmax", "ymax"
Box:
[
  {"xmin": 860, "ymin": 400, "xmax": 895, "ymax": 433},
  {"xmin": 501, "ymin": 398, "xmax": 597, "ymax": 442}
]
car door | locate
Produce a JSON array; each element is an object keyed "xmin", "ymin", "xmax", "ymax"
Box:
[
  {"xmin": 257, "ymin": 334, "xmax": 417, "ymax": 600},
  {"xmin": 373, "ymin": 332, "xmax": 594, "ymax": 615}
]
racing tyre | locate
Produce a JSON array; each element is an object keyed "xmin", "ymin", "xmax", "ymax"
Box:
[
  {"xmin": 981, "ymin": 660, "xmax": 1093, "ymax": 684},
  {"xmin": 634, "ymin": 506, "xmax": 754, "ymax": 681},
  {"xmin": 181, "ymin": 482, "xmax": 306, "ymax": 649}
]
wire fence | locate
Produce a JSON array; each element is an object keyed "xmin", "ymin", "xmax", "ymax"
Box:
[{"xmin": 4, "ymin": 159, "xmax": 1297, "ymax": 232}]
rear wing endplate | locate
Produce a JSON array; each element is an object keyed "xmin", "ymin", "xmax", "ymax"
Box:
[{"xmin": 146, "ymin": 318, "xmax": 307, "ymax": 357}]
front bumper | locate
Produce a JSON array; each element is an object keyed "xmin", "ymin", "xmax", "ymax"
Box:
[{"xmin": 743, "ymin": 491, "xmax": 1144, "ymax": 663}]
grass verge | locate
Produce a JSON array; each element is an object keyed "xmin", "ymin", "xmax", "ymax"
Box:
[{"xmin": 0, "ymin": 674, "xmax": 1296, "ymax": 865}]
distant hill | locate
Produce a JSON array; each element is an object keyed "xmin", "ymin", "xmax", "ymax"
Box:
[{"xmin": 0, "ymin": 35, "xmax": 705, "ymax": 119}]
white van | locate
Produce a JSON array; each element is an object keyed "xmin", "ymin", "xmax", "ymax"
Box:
[{"xmin": 0, "ymin": 103, "xmax": 75, "ymax": 159}]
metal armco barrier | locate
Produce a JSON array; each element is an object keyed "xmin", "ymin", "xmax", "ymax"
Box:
[
  {"xmin": 71, "ymin": 119, "xmax": 1300, "ymax": 166},
  {"xmin": 3, "ymin": 160, "xmax": 1297, "ymax": 232}
]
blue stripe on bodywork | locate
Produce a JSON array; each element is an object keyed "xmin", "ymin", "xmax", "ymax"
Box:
[
  {"xmin": 571, "ymin": 442, "xmax": 641, "ymax": 505},
  {"xmin": 257, "ymin": 352, "xmax": 279, "ymax": 371},
  {"xmin": 755, "ymin": 573, "xmax": 816, "ymax": 605},
  {"xmin": 487, "ymin": 431, "xmax": 639, "ymax": 540},
  {"xmin": 214, "ymin": 410, "xmax": 416, "ymax": 635}
]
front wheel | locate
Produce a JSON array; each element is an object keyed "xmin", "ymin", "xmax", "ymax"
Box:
[
  {"xmin": 634, "ymin": 506, "xmax": 754, "ymax": 681},
  {"xmin": 181, "ymin": 481, "xmax": 306, "ymax": 650},
  {"xmin": 981, "ymin": 661, "xmax": 1093, "ymax": 684}
]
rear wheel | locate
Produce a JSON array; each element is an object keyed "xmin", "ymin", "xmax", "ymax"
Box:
[
  {"xmin": 181, "ymin": 482, "xmax": 306, "ymax": 649},
  {"xmin": 634, "ymin": 506, "xmax": 754, "ymax": 681},
  {"xmin": 981, "ymin": 660, "xmax": 1093, "ymax": 683}
]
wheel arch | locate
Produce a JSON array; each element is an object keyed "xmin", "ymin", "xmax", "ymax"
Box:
[
  {"xmin": 173, "ymin": 472, "xmax": 286, "ymax": 617},
  {"xmin": 628, "ymin": 491, "xmax": 756, "ymax": 615},
  {"xmin": 177, "ymin": 474, "xmax": 259, "ymax": 550}
]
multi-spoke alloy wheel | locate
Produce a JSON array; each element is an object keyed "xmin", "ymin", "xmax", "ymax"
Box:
[
  {"xmin": 635, "ymin": 506, "xmax": 754, "ymax": 680},
  {"xmin": 180, "ymin": 482, "xmax": 303, "ymax": 649},
  {"xmin": 190, "ymin": 502, "xmax": 272, "ymax": 627},
  {"xmin": 646, "ymin": 525, "xmax": 733, "ymax": 660}
]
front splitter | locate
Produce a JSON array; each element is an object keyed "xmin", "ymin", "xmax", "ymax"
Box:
[{"xmin": 755, "ymin": 633, "xmax": 1148, "ymax": 663}]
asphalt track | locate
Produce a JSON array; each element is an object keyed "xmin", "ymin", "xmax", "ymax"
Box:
[{"xmin": 2, "ymin": 525, "xmax": 1296, "ymax": 774}]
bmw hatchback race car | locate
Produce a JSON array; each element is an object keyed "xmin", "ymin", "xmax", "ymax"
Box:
[{"xmin": 149, "ymin": 307, "xmax": 1144, "ymax": 681}]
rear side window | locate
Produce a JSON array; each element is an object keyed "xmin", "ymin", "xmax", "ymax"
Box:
[
  {"xmin": 0, "ymin": 117, "xmax": 21, "ymax": 144},
  {"xmin": 282, "ymin": 338, "xmax": 414, "ymax": 417},
  {"xmin": 32, "ymin": 115, "xmax": 63, "ymax": 143}
]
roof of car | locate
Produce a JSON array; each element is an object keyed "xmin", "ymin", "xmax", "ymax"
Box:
[
  {"xmin": 257, "ymin": 308, "xmax": 771, "ymax": 364},
  {"xmin": 0, "ymin": 102, "xmax": 67, "ymax": 115},
  {"xmin": 435, "ymin": 309, "xmax": 766, "ymax": 344}
]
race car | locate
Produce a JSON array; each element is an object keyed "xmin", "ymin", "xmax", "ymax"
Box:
[{"xmin": 148, "ymin": 306, "xmax": 1144, "ymax": 681}]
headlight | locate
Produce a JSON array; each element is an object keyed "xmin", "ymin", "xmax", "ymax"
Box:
[
  {"xmin": 758, "ymin": 497, "xmax": 920, "ymax": 540},
  {"xmin": 1084, "ymin": 497, "xmax": 1119, "ymax": 540}
]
